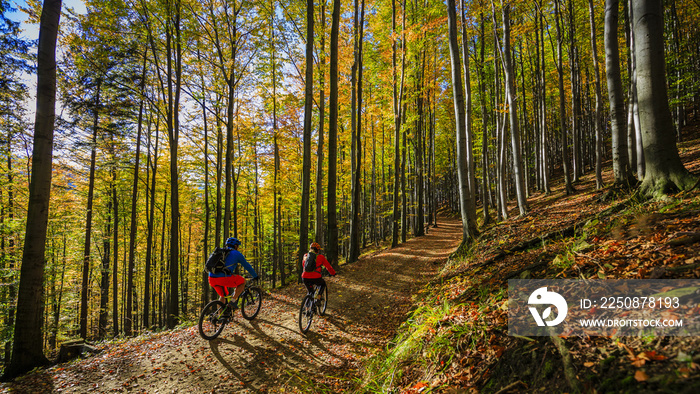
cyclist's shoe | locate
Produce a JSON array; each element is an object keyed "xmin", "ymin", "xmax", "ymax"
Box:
[{"xmin": 228, "ymin": 299, "xmax": 239, "ymax": 311}]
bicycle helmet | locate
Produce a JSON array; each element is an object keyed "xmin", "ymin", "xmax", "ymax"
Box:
[
  {"xmin": 226, "ymin": 237, "xmax": 241, "ymax": 248},
  {"xmin": 310, "ymin": 242, "xmax": 321, "ymax": 251}
]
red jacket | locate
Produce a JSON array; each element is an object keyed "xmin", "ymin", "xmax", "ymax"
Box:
[{"xmin": 301, "ymin": 252, "xmax": 336, "ymax": 279}]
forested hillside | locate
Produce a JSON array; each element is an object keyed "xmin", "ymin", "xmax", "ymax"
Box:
[{"xmin": 1, "ymin": 0, "xmax": 699, "ymax": 389}]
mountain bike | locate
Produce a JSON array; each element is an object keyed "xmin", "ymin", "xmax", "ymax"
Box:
[
  {"xmin": 198, "ymin": 278, "xmax": 262, "ymax": 340},
  {"xmin": 298, "ymin": 282, "xmax": 328, "ymax": 334}
]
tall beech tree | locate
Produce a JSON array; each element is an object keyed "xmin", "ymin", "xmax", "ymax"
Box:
[
  {"xmin": 605, "ymin": 0, "xmax": 634, "ymax": 185},
  {"xmin": 633, "ymin": 0, "xmax": 698, "ymax": 196},
  {"xmin": 314, "ymin": 0, "xmax": 327, "ymax": 249},
  {"xmin": 500, "ymin": 2, "xmax": 528, "ymax": 216},
  {"xmin": 2, "ymin": 0, "xmax": 61, "ymax": 381},
  {"xmin": 555, "ymin": 0, "xmax": 575, "ymax": 195},
  {"xmin": 391, "ymin": 0, "xmax": 406, "ymax": 248},
  {"xmin": 589, "ymin": 0, "xmax": 604, "ymax": 189},
  {"xmin": 326, "ymin": 0, "xmax": 341, "ymax": 269},
  {"xmin": 447, "ymin": 0, "xmax": 477, "ymax": 243},
  {"xmin": 298, "ymin": 0, "xmax": 314, "ymax": 275},
  {"xmin": 348, "ymin": 0, "xmax": 365, "ymax": 264}
]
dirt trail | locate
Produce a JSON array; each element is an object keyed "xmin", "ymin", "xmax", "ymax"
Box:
[{"xmin": 2, "ymin": 218, "xmax": 463, "ymax": 393}]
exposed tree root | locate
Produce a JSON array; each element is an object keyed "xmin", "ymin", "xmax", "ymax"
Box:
[
  {"xmin": 494, "ymin": 380, "xmax": 528, "ymax": 394},
  {"xmin": 639, "ymin": 171, "xmax": 699, "ymax": 200},
  {"xmin": 549, "ymin": 331, "xmax": 582, "ymax": 393},
  {"xmin": 667, "ymin": 232, "xmax": 700, "ymax": 246}
]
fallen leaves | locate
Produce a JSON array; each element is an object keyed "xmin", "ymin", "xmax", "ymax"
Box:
[{"xmin": 634, "ymin": 370, "xmax": 649, "ymax": 382}]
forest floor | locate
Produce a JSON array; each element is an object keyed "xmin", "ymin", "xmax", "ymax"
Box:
[{"xmin": 0, "ymin": 217, "xmax": 464, "ymax": 393}]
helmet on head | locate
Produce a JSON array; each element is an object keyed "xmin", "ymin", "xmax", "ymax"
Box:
[
  {"xmin": 226, "ymin": 237, "xmax": 241, "ymax": 248},
  {"xmin": 310, "ymin": 242, "xmax": 321, "ymax": 251}
]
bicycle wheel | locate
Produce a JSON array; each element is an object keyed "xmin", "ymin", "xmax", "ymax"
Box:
[
  {"xmin": 198, "ymin": 300, "xmax": 227, "ymax": 340},
  {"xmin": 240, "ymin": 286, "xmax": 262, "ymax": 320},
  {"xmin": 298, "ymin": 295, "xmax": 314, "ymax": 333},
  {"xmin": 317, "ymin": 285, "xmax": 328, "ymax": 316}
]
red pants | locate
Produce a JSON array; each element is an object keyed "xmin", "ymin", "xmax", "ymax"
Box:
[{"xmin": 208, "ymin": 275, "xmax": 245, "ymax": 298}]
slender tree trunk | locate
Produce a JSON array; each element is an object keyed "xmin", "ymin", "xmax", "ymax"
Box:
[
  {"xmin": 80, "ymin": 79, "xmax": 101, "ymax": 340},
  {"xmin": 555, "ymin": 0, "xmax": 576, "ymax": 195},
  {"xmin": 589, "ymin": 0, "xmax": 604, "ymax": 189},
  {"xmin": 326, "ymin": 0, "xmax": 340, "ymax": 269},
  {"xmin": 199, "ymin": 48, "xmax": 210, "ymax": 304},
  {"xmin": 270, "ymin": 0, "xmax": 282, "ymax": 284},
  {"xmin": 99, "ymin": 195, "xmax": 111, "ymax": 339},
  {"xmin": 460, "ymin": 0, "xmax": 476, "ymax": 225},
  {"xmin": 3, "ymin": 0, "xmax": 61, "ymax": 380},
  {"xmin": 143, "ymin": 114, "xmax": 159, "ymax": 330},
  {"xmin": 126, "ymin": 51, "xmax": 147, "ymax": 336},
  {"xmin": 391, "ymin": 0, "xmax": 406, "ymax": 248},
  {"xmin": 349, "ymin": 0, "xmax": 363, "ymax": 263},
  {"xmin": 166, "ymin": 0, "xmax": 182, "ymax": 329},
  {"xmin": 628, "ymin": 0, "xmax": 644, "ymax": 178},
  {"xmin": 3, "ymin": 130, "xmax": 17, "ymax": 360},
  {"xmin": 537, "ymin": 1, "xmax": 551, "ymax": 194},
  {"xmin": 502, "ymin": 3, "xmax": 528, "ymax": 215},
  {"xmin": 478, "ymin": 12, "xmax": 491, "ymax": 225},
  {"xmin": 447, "ymin": 0, "xmax": 477, "ymax": 243},
  {"xmin": 110, "ymin": 146, "xmax": 118, "ymax": 333},
  {"xmin": 315, "ymin": 0, "xmax": 327, "ymax": 248},
  {"xmin": 569, "ymin": 0, "xmax": 581, "ymax": 182},
  {"xmin": 605, "ymin": 0, "xmax": 635, "ymax": 185},
  {"xmin": 299, "ymin": 0, "xmax": 314, "ymax": 276},
  {"xmin": 493, "ymin": 12, "xmax": 508, "ymax": 221}
]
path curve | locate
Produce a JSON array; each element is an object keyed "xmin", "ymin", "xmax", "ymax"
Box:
[{"xmin": 2, "ymin": 218, "xmax": 463, "ymax": 393}]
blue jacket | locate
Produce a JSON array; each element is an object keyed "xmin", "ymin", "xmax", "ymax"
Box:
[{"xmin": 209, "ymin": 248, "xmax": 258, "ymax": 278}]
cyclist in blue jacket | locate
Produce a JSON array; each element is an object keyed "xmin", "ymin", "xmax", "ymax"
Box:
[{"xmin": 208, "ymin": 237, "xmax": 258, "ymax": 309}]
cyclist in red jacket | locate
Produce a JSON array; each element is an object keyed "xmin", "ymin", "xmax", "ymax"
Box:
[{"xmin": 301, "ymin": 242, "xmax": 336, "ymax": 295}]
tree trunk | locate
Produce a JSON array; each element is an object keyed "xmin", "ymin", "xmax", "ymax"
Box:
[
  {"xmin": 99, "ymin": 192, "xmax": 111, "ymax": 339},
  {"xmin": 537, "ymin": 1, "xmax": 551, "ymax": 194},
  {"xmin": 299, "ymin": 0, "xmax": 314, "ymax": 276},
  {"xmin": 391, "ymin": 0, "xmax": 406, "ymax": 248},
  {"xmin": 199, "ymin": 48, "xmax": 211, "ymax": 303},
  {"xmin": 166, "ymin": 0, "xmax": 182, "ymax": 329},
  {"xmin": 568, "ymin": 0, "xmax": 582, "ymax": 182},
  {"xmin": 270, "ymin": 0, "xmax": 282, "ymax": 284},
  {"xmin": 349, "ymin": 0, "xmax": 364, "ymax": 264},
  {"xmin": 126, "ymin": 50, "xmax": 147, "ymax": 336},
  {"xmin": 80, "ymin": 78, "xmax": 101, "ymax": 340},
  {"xmin": 555, "ymin": 0, "xmax": 576, "ymax": 195},
  {"xmin": 604, "ymin": 0, "xmax": 635, "ymax": 185},
  {"xmin": 460, "ymin": 0, "xmax": 476, "ymax": 225},
  {"xmin": 447, "ymin": 0, "xmax": 477, "ymax": 243},
  {"xmin": 588, "ymin": 0, "xmax": 604, "ymax": 189},
  {"xmin": 478, "ymin": 12, "xmax": 491, "ymax": 225},
  {"xmin": 502, "ymin": 3, "xmax": 528, "ymax": 216},
  {"xmin": 315, "ymin": 0, "xmax": 326, "ymax": 248},
  {"xmin": 627, "ymin": 0, "xmax": 644, "ymax": 178},
  {"xmin": 143, "ymin": 114, "xmax": 159, "ymax": 330},
  {"xmin": 3, "ymin": 0, "xmax": 61, "ymax": 380},
  {"xmin": 326, "ymin": 0, "xmax": 340, "ymax": 270},
  {"xmin": 633, "ymin": 0, "xmax": 698, "ymax": 197}
]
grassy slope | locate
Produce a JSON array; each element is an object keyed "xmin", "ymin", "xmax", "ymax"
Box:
[{"xmin": 357, "ymin": 125, "xmax": 700, "ymax": 393}]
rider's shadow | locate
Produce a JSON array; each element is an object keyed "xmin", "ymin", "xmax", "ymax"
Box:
[
  {"xmin": 246, "ymin": 318, "xmax": 298, "ymax": 337},
  {"xmin": 207, "ymin": 336, "xmax": 259, "ymax": 383}
]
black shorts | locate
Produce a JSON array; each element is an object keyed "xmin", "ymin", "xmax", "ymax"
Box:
[{"xmin": 302, "ymin": 277, "xmax": 326, "ymax": 294}]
